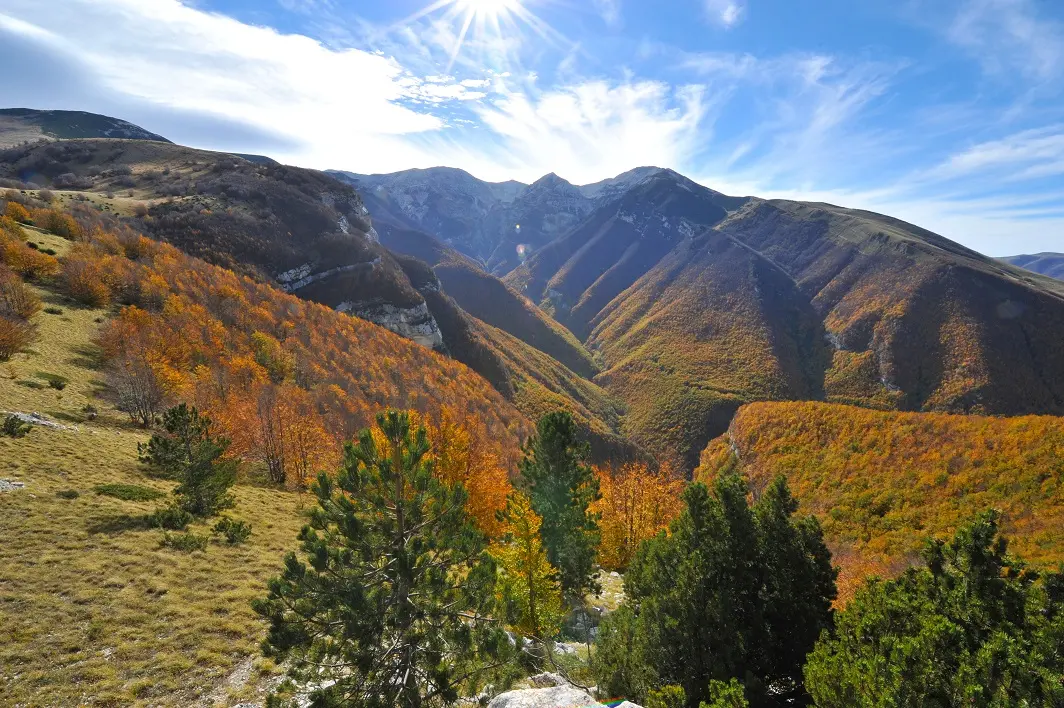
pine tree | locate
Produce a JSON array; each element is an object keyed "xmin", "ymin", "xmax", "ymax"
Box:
[
  {"xmin": 253, "ymin": 410, "xmax": 513, "ymax": 707},
  {"xmin": 491, "ymin": 493, "xmax": 565, "ymax": 641},
  {"xmin": 598, "ymin": 473, "xmax": 836, "ymax": 707},
  {"xmin": 805, "ymin": 511, "xmax": 1064, "ymax": 707},
  {"xmin": 519, "ymin": 411, "xmax": 601, "ymax": 599},
  {"xmin": 140, "ymin": 403, "xmax": 237, "ymax": 517}
]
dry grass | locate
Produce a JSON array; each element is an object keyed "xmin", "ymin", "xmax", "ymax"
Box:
[{"xmin": 0, "ymin": 281, "xmax": 306, "ymax": 707}]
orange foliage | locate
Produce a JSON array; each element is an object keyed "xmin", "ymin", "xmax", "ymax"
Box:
[
  {"xmin": 592, "ymin": 461, "xmax": 686, "ymax": 570},
  {"xmin": 697, "ymin": 401, "xmax": 1064, "ymax": 602},
  {"xmin": 63, "ymin": 217, "xmax": 527, "ymax": 476},
  {"xmin": 30, "ymin": 208, "xmax": 83, "ymax": 240},
  {"xmin": 0, "ymin": 233, "xmax": 60, "ymax": 280},
  {"xmin": 4, "ymin": 202, "xmax": 30, "ymax": 223}
]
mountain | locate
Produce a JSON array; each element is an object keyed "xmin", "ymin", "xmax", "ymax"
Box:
[
  {"xmin": 330, "ymin": 166, "xmax": 681, "ymax": 274},
  {"xmin": 499, "ymin": 173, "xmax": 1064, "ymax": 468},
  {"xmin": 0, "ymin": 138, "xmax": 449, "ymax": 349},
  {"xmin": 0, "ymin": 108, "xmax": 171, "ymax": 147},
  {"xmin": 1004, "ymin": 252, "xmax": 1064, "ymax": 280},
  {"xmin": 697, "ymin": 401, "xmax": 1064, "ymax": 601}
]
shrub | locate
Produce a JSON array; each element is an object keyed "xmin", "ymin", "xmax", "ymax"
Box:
[
  {"xmin": 37, "ymin": 372, "xmax": 68, "ymax": 390},
  {"xmin": 60, "ymin": 256, "xmax": 112, "ymax": 307},
  {"xmin": 4, "ymin": 201, "xmax": 30, "ymax": 223},
  {"xmin": 38, "ymin": 189, "xmax": 55, "ymax": 204},
  {"xmin": 147, "ymin": 504, "xmax": 193, "ymax": 531},
  {"xmin": 93, "ymin": 483, "xmax": 165, "ymax": 502},
  {"xmin": 213, "ymin": 516, "xmax": 252, "ymax": 545},
  {"xmin": 0, "ymin": 267, "xmax": 41, "ymax": 320},
  {"xmin": 0, "ymin": 317, "xmax": 36, "ymax": 360},
  {"xmin": 2, "ymin": 414, "xmax": 32, "ymax": 437},
  {"xmin": 55, "ymin": 489, "xmax": 80, "ymax": 500},
  {"xmin": 1, "ymin": 239, "xmax": 60, "ymax": 280},
  {"xmin": 43, "ymin": 306, "xmax": 63, "ymax": 315},
  {"xmin": 160, "ymin": 531, "xmax": 210, "ymax": 552}
]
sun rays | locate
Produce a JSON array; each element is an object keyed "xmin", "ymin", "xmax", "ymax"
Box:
[{"xmin": 400, "ymin": 0, "xmax": 562, "ymax": 70}]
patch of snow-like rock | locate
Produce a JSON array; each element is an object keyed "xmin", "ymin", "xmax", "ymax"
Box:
[{"xmin": 487, "ymin": 685, "xmax": 604, "ymax": 708}]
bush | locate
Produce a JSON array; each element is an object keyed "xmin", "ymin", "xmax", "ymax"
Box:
[
  {"xmin": 0, "ymin": 317, "xmax": 36, "ymax": 360},
  {"xmin": 93, "ymin": 483, "xmax": 165, "ymax": 502},
  {"xmin": 55, "ymin": 489, "xmax": 80, "ymax": 500},
  {"xmin": 147, "ymin": 504, "xmax": 193, "ymax": 530},
  {"xmin": 1, "ymin": 414, "xmax": 32, "ymax": 437},
  {"xmin": 43, "ymin": 306, "xmax": 63, "ymax": 315},
  {"xmin": 61, "ymin": 256, "xmax": 112, "ymax": 307},
  {"xmin": 213, "ymin": 516, "xmax": 252, "ymax": 544},
  {"xmin": 160, "ymin": 531, "xmax": 210, "ymax": 552},
  {"xmin": 4, "ymin": 201, "xmax": 30, "ymax": 223},
  {"xmin": 37, "ymin": 372, "xmax": 68, "ymax": 390},
  {"xmin": 1, "ymin": 239, "xmax": 60, "ymax": 280},
  {"xmin": 0, "ymin": 267, "xmax": 41, "ymax": 320},
  {"xmin": 38, "ymin": 189, "xmax": 55, "ymax": 204}
]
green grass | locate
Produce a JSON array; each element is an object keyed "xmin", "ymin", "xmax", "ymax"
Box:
[
  {"xmin": 0, "ymin": 281, "xmax": 301, "ymax": 706},
  {"xmin": 93, "ymin": 483, "xmax": 166, "ymax": 502}
]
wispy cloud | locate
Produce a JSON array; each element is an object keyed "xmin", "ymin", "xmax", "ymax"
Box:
[
  {"xmin": 592, "ymin": 0, "xmax": 622, "ymax": 28},
  {"xmin": 948, "ymin": 0, "xmax": 1064, "ymax": 83},
  {"xmin": 704, "ymin": 0, "xmax": 746, "ymax": 28}
]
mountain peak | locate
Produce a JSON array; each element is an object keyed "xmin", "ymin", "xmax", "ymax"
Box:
[{"xmin": 530, "ymin": 172, "xmax": 573, "ymax": 189}]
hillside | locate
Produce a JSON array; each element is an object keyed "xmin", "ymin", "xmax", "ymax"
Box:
[
  {"xmin": 696, "ymin": 401, "xmax": 1064, "ymax": 601},
  {"xmin": 1004, "ymin": 252, "xmax": 1064, "ymax": 280},
  {"xmin": 0, "ymin": 108, "xmax": 170, "ymax": 148},
  {"xmin": 493, "ymin": 172, "xmax": 1064, "ymax": 468}
]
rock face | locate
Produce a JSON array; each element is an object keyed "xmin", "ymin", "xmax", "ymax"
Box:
[
  {"xmin": 486, "ymin": 685, "xmax": 605, "ymax": 708},
  {"xmin": 339, "ymin": 300, "xmax": 445, "ymax": 350}
]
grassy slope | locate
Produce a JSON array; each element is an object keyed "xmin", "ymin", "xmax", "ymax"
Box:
[
  {"xmin": 696, "ymin": 401, "xmax": 1064, "ymax": 602},
  {"xmin": 0, "ymin": 260, "xmax": 297, "ymax": 705}
]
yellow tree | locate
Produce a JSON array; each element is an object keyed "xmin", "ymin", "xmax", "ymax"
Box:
[
  {"xmin": 593, "ymin": 461, "xmax": 686, "ymax": 571},
  {"xmin": 491, "ymin": 493, "xmax": 564, "ymax": 641}
]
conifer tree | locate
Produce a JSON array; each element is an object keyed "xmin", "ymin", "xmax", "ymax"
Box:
[
  {"xmin": 519, "ymin": 411, "xmax": 601, "ymax": 599},
  {"xmin": 253, "ymin": 411, "xmax": 512, "ymax": 707},
  {"xmin": 492, "ymin": 493, "xmax": 565, "ymax": 641},
  {"xmin": 805, "ymin": 511, "xmax": 1064, "ymax": 707},
  {"xmin": 140, "ymin": 403, "xmax": 237, "ymax": 517},
  {"xmin": 597, "ymin": 472, "xmax": 836, "ymax": 707}
]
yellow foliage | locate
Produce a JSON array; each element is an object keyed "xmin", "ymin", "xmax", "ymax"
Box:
[
  {"xmin": 4, "ymin": 201, "xmax": 30, "ymax": 223},
  {"xmin": 592, "ymin": 461, "xmax": 685, "ymax": 571},
  {"xmin": 696, "ymin": 401, "xmax": 1064, "ymax": 603},
  {"xmin": 491, "ymin": 493, "xmax": 564, "ymax": 640}
]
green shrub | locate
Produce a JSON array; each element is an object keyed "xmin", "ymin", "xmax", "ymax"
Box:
[
  {"xmin": 2, "ymin": 414, "xmax": 31, "ymax": 438},
  {"xmin": 147, "ymin": 505, "xmax": 192, "ymax": 531},
  {"xmin": 55, "ymin": 489, "xmax": 80, "ymax": 500},
  {"xmin": 213, "ymin": 516, "xmax": 252, "ymax": 545},
  {"xmin": 93, "ymin": 483, "xmax": 165, "ymax": 502},
  {"xmin": 37, "ymin": 372, "xmax": 69, "ymax": 390},
  {"xmin": 160, "ymin": 531, "xmax": 210, "ymax": 552},
  {"xmin": 43, "ymin": 306, "xmax": 63, "ymax": 315}
]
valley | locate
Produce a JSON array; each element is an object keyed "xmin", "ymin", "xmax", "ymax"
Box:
[{"xmin": 1, "ymin": 108, "xmax": 1062, "ymax": 707}]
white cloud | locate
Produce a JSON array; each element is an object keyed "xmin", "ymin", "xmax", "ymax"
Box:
[
  {"xmin": 948, "ymin": 0, "xmax": 1064, "ymax": 83},
  {"xmin": 466, "ymin": 79, "xmax": 706, "ymax": 184},
  {"xmin": 705, "ymin": 0, "xmax": 746, "ymax": 28},
  {"xmin": 592, "ymin": 0, "xmax": 622, "ymax": 28},
  {"xmin": 0, "ymin": 0, "xmax": 493, "ymax": 172},
  {"xmin": 925, "ymin": 126, "xmax": 1064, "ymax": 182}
]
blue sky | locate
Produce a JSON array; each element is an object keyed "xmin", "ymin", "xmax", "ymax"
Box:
[{"xmin": 1, "ymin": 0, "xmax": 1063, "ymax": 255}]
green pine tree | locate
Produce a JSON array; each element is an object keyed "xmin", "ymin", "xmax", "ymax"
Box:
[
  {"xmin": 253, "ymin": 410, "xmax": 513, "ymax": 707},
  {"xmin": 805, "ymin": 510, "xmax": 1064, "ymax": 707},
  {"xmin": 597, "ymin": 472, "xmax": 836, "ymax": 707},
  {"xmin": 519, "ymin": 411, "xmax": 601, "ymax": 600},
  {"xmin": 140, "ymin": 403, "xmax": 237, "ymax": 517}
]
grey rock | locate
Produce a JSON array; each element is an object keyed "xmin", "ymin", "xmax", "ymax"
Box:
[{"xmin": 487, "ymin": 685, "xmax": 604, "ymax": 708}]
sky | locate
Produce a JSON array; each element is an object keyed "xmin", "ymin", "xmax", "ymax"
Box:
[{"xmin": 1, "ymin": 0, "xmax": 1063, "ymax": 255}]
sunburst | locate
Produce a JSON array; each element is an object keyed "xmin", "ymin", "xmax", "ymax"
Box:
[{"xmin": 401, "ymin": 0, "xmax": 560, "ymax": 69}]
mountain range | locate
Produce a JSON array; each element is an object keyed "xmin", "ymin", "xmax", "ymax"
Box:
[
  {"xmin": 1004, "ymin": 253, "xmax": 1064, "ymax": 281},
  {"xmin": 4, "ymin": 109, "xmax": 1064, "ymax": 471}
]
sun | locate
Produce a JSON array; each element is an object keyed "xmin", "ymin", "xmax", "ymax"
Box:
[
  {"xmin": 456, "ymin": 0, "xmax": 521, "ymax": 19},
  {"xmin": 402, "ymin": 0, "xmax": 558, "ymax": 69}
]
